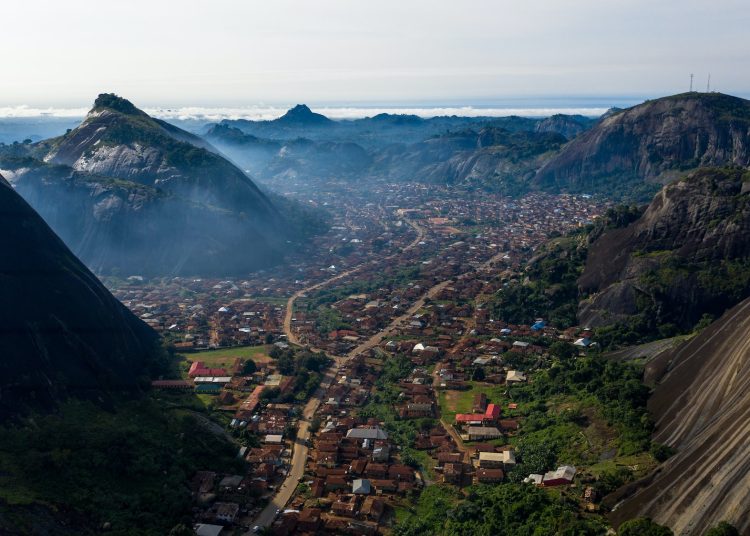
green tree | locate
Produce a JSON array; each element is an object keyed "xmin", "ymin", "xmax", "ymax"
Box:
[
  {"xmin": 242, "ymin": 359, "xmax": 257, "ymax": 375},
  {"xmin": 650, "ymin": 442, "xmax": 676, "ymax": 462},
  {"xmin": 619, "ymin": 517, "xmax": 674, "ymax": 536},
  {"xmin": 705, "ymin": 522, "xmax": 740, "ymax": 536}
]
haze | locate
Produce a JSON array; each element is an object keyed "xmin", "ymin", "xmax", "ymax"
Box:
[{"xmin": 3, "ymin": 0, "xmax": 749, "ymax": 107}]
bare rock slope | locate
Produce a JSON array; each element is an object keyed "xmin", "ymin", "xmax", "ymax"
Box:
[{"xmin": 610, "ymin": 297, "xmax": 750, "ymax": 534}]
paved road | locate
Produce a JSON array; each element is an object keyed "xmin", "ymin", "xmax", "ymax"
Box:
[
  {"xmin": 249, "ymin": 216, "xmax": 425, "ymax": 531},
  {"xmin": 252, "ymin": 237, "xmax": 505, "ymax": 530},
  {"xmin": 282, "ymin": 216, "xmax": 425, "ymax": 347}
]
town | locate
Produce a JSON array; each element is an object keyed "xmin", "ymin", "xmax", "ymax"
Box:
[{"xmin": 107, "ymin": 179, "xmax": 621, "ymax": 535}]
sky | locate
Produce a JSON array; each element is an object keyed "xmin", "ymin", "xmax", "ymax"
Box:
[{"xmin": 2, "ymin": 0, "xmax": 749, "ymax": 109}]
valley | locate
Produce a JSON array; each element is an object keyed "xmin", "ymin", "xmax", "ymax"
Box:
[{"xmin": 3, "ymin": 91, "xmax": 750, "ymax": 536}]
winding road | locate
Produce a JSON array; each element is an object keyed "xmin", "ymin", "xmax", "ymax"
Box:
[
  {"xmin": 250, "ymin": 222, "xmax": 510, "ymax": 530},
  {"xmin": 248, "ymin": 215, "xmax": 425, "ymax": 531}
]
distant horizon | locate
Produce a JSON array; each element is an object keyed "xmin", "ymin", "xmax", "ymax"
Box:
[{"xmin": 1, "ymin": 91, "xmax": 747, "ymax": 122}]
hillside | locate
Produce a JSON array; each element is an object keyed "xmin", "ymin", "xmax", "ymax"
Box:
[
  {"xmin": 204, "ymin": 124, "xmax": 372, "ymax": 179},
  {"xmin": 212, "ymin": 105, "xmax": 597, "ymax": 186},
  {"xmin": 579, "ymin": 167, "xmax": 750, "ymax": 338},
  {"xmin": 0, "ymin": 94, "xmax": 288, "ymax": 276},
  {"xmin": 0, "ymin": 174, "xmax": 162, "ymax": 416},
  {"xmin": 535, "ymin": 92, "xmax": 750, "ymax": 197},
  {"xmin": 372, "ymin": 127, "xmax": 567, "ymax": 191},
  {"xmin": 608, "ymin": 297, "xmax": 750, "ymax": 534}
]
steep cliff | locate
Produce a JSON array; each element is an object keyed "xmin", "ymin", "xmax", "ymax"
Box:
[
  {"xmin": 536, "ymin": 93, "xmax": 750, "ymax": 196},
  {"xmin": 609, "ymin": 297, "xmax": 750, "ymax": 535},
  {"xmin": 0, "ymin": 174, "xmax": 162, "ymax": 416},
  {"xmin": 578, "ymin": 167, "xmax": 750, "ymax": 331}
]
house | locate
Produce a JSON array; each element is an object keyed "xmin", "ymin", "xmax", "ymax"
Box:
[
  {"xmin": 478, "ymin": 452, "xmax": 505, "ymax": 469},
  {"xmin": 360, "ymin": 496, "xmax": 385, "ymax": 522},
  {"xmin": 189, "ymin": 361, "xmax": 228, "ymax": 378},
  {"xmin": 297, "ymin": 508, "xmax": 322, "ymax": 532},
  {"xmin": 372, "ymin": 444, "xmax": 390, "ymax": 462},
  {"xmin": 484, "ymin": 403, "xmax": 501, "ymax": 421},
  {"xmin": 194, "ymin": 524, "xmax": 223, "ymax": 536},
  {"xmin": 472, "ymin": 393, "xmax": 488, "ymax": 412},
  {"xmin": 467, "ymin": 426, "xmax": 502, "ymax": 441},
  {"xmin": 332, "ymin": 495, "xmax": 359, "ymax": 517},
  {"xmin": 151, "ymin": 380, "xmax": 191, "ymax": 389},
  {"xmin": 437, "ymin": 452, "xmax": 463, "ymax": 465},
  {"xmin": 506, "ymin": 370, "xmax": 527, "ymax": 384},
  {"xmin": 325, "ymin": 475, "xmax": 348, "ymax": 491},
  {"xmin": 346, "ymin": 426, "xmax": 388, "ymax": 441},
  {"xmin": 388, "ymin": 464, "xmax": 415, "ymax": 482},
  {"xmin": 443, "ymin": 462, "xmax": 463, "ymax": 484},
  {"xmin": 499, "ymin": 419, "xmax": 520, "ymax": 432},
  {"xmin": 477, "ymin": 468, "xmax": 504, "ymax": 483},
  {"xmin": 524, "ymin": 473, "xmax": 544, "ymax": 485},
  {"xmin": 456, "ymin": 403, "xmax": 500, "ymax": 425},
  {"xmin": 195, "ymin": 384, "xmax": 222, "ymax": 395},
  {"xmin": 352, "ymin": 478, "xmax": 372, "ymax": 494},
  {"xmin": 369, "ymin": 479, "xmax": 397, "ymax": 493},
  {"xmin": 212, "ymin": 502, "xmax": 239, "ymax": 524},
  {"xmin": 542, "ymin": 465, "xmax": 576, "ymax": 486}
]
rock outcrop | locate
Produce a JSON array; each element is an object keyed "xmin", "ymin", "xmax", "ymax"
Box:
[
  {"xmin": 609, "ymin": 297, "xmax": 750, "ymax": 535},
  {"xmin": 536, "ymin": 92, "xmax": 750, "ymax": 194},
  {"xmin": 0, "ymin": 94, "xmax": 286, "ymax": 276},
  {"xmin": 0, "ymin": 174, "xmax": 161, "ymax": 416},
  {"xmin": 578, "ymin": 167, "xmax": 750, "ymax": 329}
]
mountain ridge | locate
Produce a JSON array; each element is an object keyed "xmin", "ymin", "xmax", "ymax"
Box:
[{"xmin": 0, "ymin": 94, "xmax": 288, "ymax": 276}]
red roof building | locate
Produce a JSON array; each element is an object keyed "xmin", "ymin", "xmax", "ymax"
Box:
[{"xmin": 188, "ymin": 360, "xmax": 229, "ymax": 377}]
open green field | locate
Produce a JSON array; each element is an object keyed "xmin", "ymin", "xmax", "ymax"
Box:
[
  {"xmin": 182, "ymin": 345, "xmax": 272, "ymax": 367},
  {"xmin": 437, "ymin": 381, "xmax": 508, "ymax": 423}
]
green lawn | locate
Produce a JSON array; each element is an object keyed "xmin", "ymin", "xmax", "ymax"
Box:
[
  {"xmin": 181, "ymin": 345, "xmax": 272, "ymax": 368},
  {"xmin": 437, "ymin": 381, "xmax": 508, "ymax": 423},
  {"xmin": 587, "ymin": 451, "xmax": 658, "ymax": 479}
]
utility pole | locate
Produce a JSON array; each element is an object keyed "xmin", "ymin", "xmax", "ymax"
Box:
[{"xmin": 690, "ymin": 73, "xmax": 694, "ymax": 92}]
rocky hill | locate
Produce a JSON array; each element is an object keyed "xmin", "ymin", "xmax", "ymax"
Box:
[
  {"xmin": 578, "ymin": 167, "xmax": 750, "ymax": 333},
  {"xmin": 535, "ymin": 92, "xmax": 750, "ymax": 197},
  {"xmin": 204, "ymin": 123, "xmax": 371, "ymax": 179},
  {"xmin": 0, "ymin": 174, "xmax": 162, "ymax": 417},
  {"xmin": 212, "ymin": 105, "xmax": 597, "ymax": 181},
  {"xmin": 372, "ymin": 127, "xmax": 568, "ymax": 192},
  {"xmin": 608, "ymin": 297, "xmax": 750, "ymax": 534},
  {"xmin": 275, "ymin": 104, "xmax": 334, "ymax": 126},
  {"xmin": 0, "ymin": 94, "xmax": 287, "ymax": 276}
]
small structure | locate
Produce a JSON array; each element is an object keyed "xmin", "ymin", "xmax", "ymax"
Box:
[
  {"xmin": 542, "ymin": 465, "xmax": 576, "ymax": 487},
  {"xmin": 467, "ymin": 426, "xmax": 502, "ymax": 441},
  {"xmin": 346, "ymin": 426, "xmax": 388, "ymax": 440},
  {"xmin": 352, "ymin": 478, "xmax": 372, "ymax": 494},
  {"xmin": 506, "ymin": 370, "xmax": 527, "ymax": 384}
]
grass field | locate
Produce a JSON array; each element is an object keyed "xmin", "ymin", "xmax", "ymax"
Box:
[
  {"xmin": 437, "ymin": 381, "xmax": 508, "ymax": 423},
  {"xmin": 182, "ymin": 345, "xmax": 272, "ymax": 367}
]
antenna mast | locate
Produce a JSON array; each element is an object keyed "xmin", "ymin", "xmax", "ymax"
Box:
[
  {"xmin": 690, "ymin": 73, "xmax": 694, "ymax": 92},
  {"xmin": 707, "ymin": 73, "xmax": 711, "ymax": 92}
]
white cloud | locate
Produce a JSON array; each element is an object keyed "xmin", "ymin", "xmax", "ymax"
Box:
[{"xmin": 0, "ymin": 105, "xmax": 609, "ymax": 121}]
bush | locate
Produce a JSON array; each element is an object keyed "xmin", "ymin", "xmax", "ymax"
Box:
[
  {"xmin": 705, "ymin": 522, "xmax": 740, "ymax": 536},
  {"xmin": 619, "ymin": 517, "xmax": 673, "ymax": 536}
]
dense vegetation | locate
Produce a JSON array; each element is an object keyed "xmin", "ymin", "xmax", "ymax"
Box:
[
  {"xmin": 511, "ymin": 351, "xmax": 653, "ymax": 457},
  {"xmin": 395, "ymin": 484, "xmax": 606, "ymax": 535},
  {"xmin": 489, "ymin": 233, "xmax": 588, "ymax": 327},
  {"xmin": 268, "ymin": 345, "xmax": 331, "ymax": 402},
  {"xmin": 0, "ymin": 399, "xmax": 243, "ymax": 535},
  {"xmin": 359, "ymin": 354, "xmax": 436, "ymax": 468}
]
